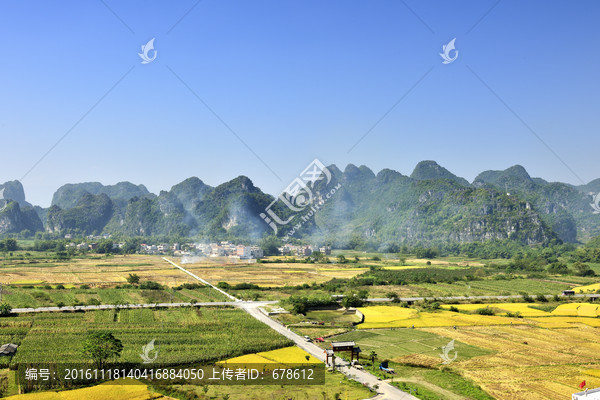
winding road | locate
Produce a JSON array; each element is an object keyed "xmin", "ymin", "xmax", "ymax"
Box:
[{"xmin": 163, "ymin": 258, "xmax": 417, "ymax": 400}]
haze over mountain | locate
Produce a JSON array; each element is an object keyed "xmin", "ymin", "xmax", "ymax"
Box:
[{"xmin": 1, "ymin": 161, "xmax": 599, "ymax": 246}]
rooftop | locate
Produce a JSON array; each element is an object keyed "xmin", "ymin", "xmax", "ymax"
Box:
[{"xmin": 331, "ymin": 341, "xmax": 356, "ymax": 348}]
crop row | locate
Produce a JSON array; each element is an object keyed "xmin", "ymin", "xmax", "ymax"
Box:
[{"xmin": 8, "ymin": 307, "xmax": 292, "ymax": 366}]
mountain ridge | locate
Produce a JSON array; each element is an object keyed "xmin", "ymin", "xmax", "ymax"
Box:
[{"xmin": 1, "ymin": 161, "xmax": 599, "ymax": 244}]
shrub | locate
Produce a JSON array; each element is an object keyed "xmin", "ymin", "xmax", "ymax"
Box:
[
  {"xmin": 476, "ymin": 307, "xmax": 495, "ymax": 315},
  {"xmin": 126, "ymin": 273, "xmax": 140, "ymax": 284},
  {"xmin": 139, "ymin": 281, "xmax": 163, "ymax": 290},
  {"xmin": 553, "ymin": 294, "xmax": 561, "ymax": 302},
  {"xmin": 0, "ymin": 303, "xmax": 12, "ymax": 316},
  {"xmin": 535, "ymin": 294, "xmax": 548, "ymax": 302},
  {"xmin": 231, "ymin": 283, "xmax": 260, "ymax": 290},
  {"xmin": 120, "ymin": 284, "xmax": 135, "ymax": 289},
  {"xmin": 573, "ymin": 262, "xmax": 596, "ymax": 277},
  {"xmin": 174, "ymin": 283, "xmax": 204, "ymax": 290},
  {"xmin": 521, "ymin": 293, "xmax": 534, "ymax": 303},
  {"xmin": 449, "ymin": 306, "xmax": 459, "ymax": 312}
]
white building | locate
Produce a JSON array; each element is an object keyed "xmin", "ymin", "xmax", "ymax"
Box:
[
  {"xmin": 237, "ymin": 245, "xmax": 252, "ymax": 259},
  {"xmin": 573, "ymin": 388, "xmax": 600, "ymax": 399},
  {"xmin": 250, "ymin": 246, "xmax": 263, "ymax": 259}
]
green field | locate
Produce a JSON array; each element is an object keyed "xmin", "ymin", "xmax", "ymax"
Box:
[
  {"xmin": 172, "ymin": 370, "xmax": 372, "ymax": 400},
  {"xmin": 0, "ymin": 285, "xmax": 229, "ymax": 308},
  {"xmin": 313, "ymin": 328, "xmax": 495, "ymax": 400},
  {"xmin": 327, "ymin": 328, "xmax": 492, "ymax": 363},
  {"xmin": 366, "ymin": 278, "xmax": 572, "ymax": 299},
  {"xmin": 2, "ymin": 307, "xmax": 292, "ymax": 367}
]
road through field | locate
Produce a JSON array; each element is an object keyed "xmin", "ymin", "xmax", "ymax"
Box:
[
  {"xmin": 11, "ymin": 301, "xmax": 275, "ymax": 313},
  {"xmin": 162, "ymin": 257, "xmax": 239, "ymax": 301},
  {"xmin": 164, "ymin": 258, "xmax": 417, "ymax": 400}
]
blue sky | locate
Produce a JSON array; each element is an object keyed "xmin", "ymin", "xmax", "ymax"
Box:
[{"xmin": 1, "ymin": 0, "xmax": 598, "ymax": 206}]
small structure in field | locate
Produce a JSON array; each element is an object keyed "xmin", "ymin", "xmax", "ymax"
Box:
[
  {"xmin": 330, "ymin": 341, "xmax": 361, "ymax": 362},
  {"xmin": 379, "ymin": 360, "xmax": 395, "ymax": 374}
]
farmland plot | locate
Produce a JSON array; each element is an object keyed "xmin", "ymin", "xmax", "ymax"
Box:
[{"xmin": 9, "ymin": 308, "xmax": 292, "ymax": 366}]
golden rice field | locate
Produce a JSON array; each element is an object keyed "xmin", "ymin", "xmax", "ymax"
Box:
[
  {"xmin": 441, "ymin": 303, "xmax": 551, "ymax": 317},
  {"xmin": 218, "ymin": 346, "xmax": 322, "ymax": 371},
  {"xmin": 585, "ymin": 369, "xmax": 600, "ymax": 378},
  {"xmin": 356, "ymin": 305, "xmax": 600, "ymax": 399},
  {"xmin": 551, "ymin": 303, "xmax": 600, "ymax": 317},
  {"xmin": 572, "ymin": 282, "xmax": 600, "ymax": 293},
  {"xmin": 0, "ymin": 255, "xmax": 368, "ymax": 288},
  {"xmin": 3, "ymin": 379, "xmax": 165, "ymax": 400},
  {"xmin": 357, "ymin": 306, "xmax": 526, "ymax": 329},
  {"xmin": 180, "ymin": 260, "xmax": 366, "ymax": 287},
  {"xmin": 423, "ymin": 324, "xmax": 600, "ymax": 400},
  {"xmin": 0, "ymin": 255, "xmax": 197, "ymax": 287}
]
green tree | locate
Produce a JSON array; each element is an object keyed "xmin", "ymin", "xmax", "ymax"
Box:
[
  {"xmin": 341, "ymin": 290, "xmax": 368, "ymax": 308},
  {"xmin": 336, "ymin": 255, "xmax": 347, "ymax": 264},
  {"xmin": 573, "ymin": 262, "xmax": 595, "ymax": 277},
  {"xmin": 259, "ymin": 235, "xmax": 281, "ymax": 257},
  {"xmin": 97, "ymin": 240, "xmax": 115, "ymax": 254},
  {"xmin": 81, "ymin": 332, "xmax": 123, "ymax": 368},
  {"xmin": 3, "ymin": 239, "xmax": 18, "ymax": 252},
  {"xmin": 547, "ymin": 262, "xmax": 568, "ymax": 275},
  {"xmin": 369, "ymin": 350, "xmax": 377, "ymax": 365},
  {"xmin": 0, "ymin": 303, "xmax": 12, "ymax": 316},
  {"xmin": 386, "ymin": 291, "xmax": 398, "ymax": 299},
  {"xmin": 127, "ymin": 273, "xmax": 140, "ymax": 284}
]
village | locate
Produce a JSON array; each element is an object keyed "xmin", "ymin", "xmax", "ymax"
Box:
[
  {"xmin": 62, "ymin": 235, "xmax": 332, "ymax": 261},
  {"xmin": 140, "ymin": 242, "xmax": 331, "ymax": 260}
]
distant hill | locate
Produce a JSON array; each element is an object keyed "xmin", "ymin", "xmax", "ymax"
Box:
[
  {"xmin": 410, "ymin": 160, "xmax": 470, "ymax": 187},
  {"xmin": 577, "ymin": 178, "xmax": 600, "ymax": 194},
  {"xmin": 51, "ymin": 182, "xmax": 151, "ymax": 209},
  {"xmin": 46, "ymin": 193, "xmax": 114, "ymax": 235},
  {"xmin": 473, "ymin": 165, "xmax": 598, "ymax": 242},
  {"xmin": 298, "ymin": 163, "xmax": 556, "ymax": 247},
  {"xmin": 0, "ymin": 180, "xmax": 43, "ymax": 235},
  {"xmin": 4, "ymin": 161, "xmax": 600, "ymax": 245},
  {"xmin": 0, "ymin": 200, "xmax": 43, "ymax": 235},
  {"xmin": 0, "ymin": 180, "xmax": 32, "ymax": 208}
]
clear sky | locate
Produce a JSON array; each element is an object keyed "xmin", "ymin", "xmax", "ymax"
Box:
[{"xmin": 1, "ymin": 0, "xmax": 598, "ymax": 207}]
